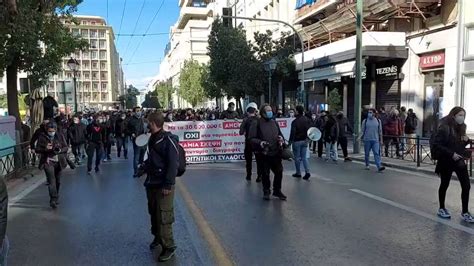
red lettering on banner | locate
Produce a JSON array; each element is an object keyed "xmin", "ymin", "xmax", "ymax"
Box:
[
  {"xmin": 222, "ymin": 121, "xmax": 241, "ymax": 129},
  {"xmin": 419, "ymin": 51, "xmax": 445, "ymax": 69},
  {"xmin": 277, "ymin": 120, "xmax": 288, "ymax": 128},
  {"xmin": 181, "ymin": 140, "xmax": 222, "ymax": 149}
]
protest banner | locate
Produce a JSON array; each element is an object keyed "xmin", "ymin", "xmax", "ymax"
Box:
[{"xmin": 164, "ymin": 118, "xmax": 293, "ymax": 164}]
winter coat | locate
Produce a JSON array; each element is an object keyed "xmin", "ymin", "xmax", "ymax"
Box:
[
  {"xmin": 383, "ymin": 116, "xmax": 403, "ymax": 136},
  {"xmin": 68, "ymin": 123, "xmax": 87, "ymax": 145},
  {"xmin": 115, "ymin": 118, "xmax": 128, "ymax": 137},
  {"xmin": 323, "ymin": 118, "xmax": 339, "ymax": 144},
  {"xmin": 249, "ymin": 117, "xmax": 283, "ymax": 157},
  {"xmin": 404, "ymin": 113, "xmax": 418, "ymax": 134},
  {"xmin": 290, "ymin": 115, "xmax": 311, "ymax": 142},
  {"xmin": 35, "ymin": 132, "xmax": 69, "ymax": 170}
]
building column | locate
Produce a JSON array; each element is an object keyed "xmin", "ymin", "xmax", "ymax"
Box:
[
  {"xmin": 277, "ymin": 81, "xmax": 283, "ymax": 110},
  {"xmin": 370, "ymin": 81, "xmax": 376, "ymax": 108},
  {"xmin": 343, "ymin": 83, "xmax": 348, "ymax": 116}
]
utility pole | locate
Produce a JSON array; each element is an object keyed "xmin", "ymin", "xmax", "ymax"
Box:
[{"xmin": 353, "ymin": 0, "xmax": 363, "ymax": 154}]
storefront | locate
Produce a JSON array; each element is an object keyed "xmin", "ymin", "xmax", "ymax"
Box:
[{"xmin": 419, "ymin": 50, "xmax": 445, "ymax": 136}]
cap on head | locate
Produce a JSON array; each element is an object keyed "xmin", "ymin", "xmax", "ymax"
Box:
[{"xmin": 246, "ymin": 102, "xmax": 258, "ymax": 112}]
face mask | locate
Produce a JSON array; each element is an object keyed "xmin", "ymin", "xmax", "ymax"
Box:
[
  {"xmin": 455, "ymin": 115, "xmax": 465, "ymax": 125},
  {"xmin": 121, "ymin": 116, "xmax": 126, "ymax": 120},
  {"xmin": 48, "ymin": 132, "xmax": 55, "ymax": 138},
  {"xmin": 368, "ymin": 113, "xmax": 374, "ymax": 119},
  {"xmin": 266, "ymin": 111, "xmax": 273, "ymax": 118},
  {"xmin": 289, "ymin": 112, "xmax": 295, "ymax": 117}
]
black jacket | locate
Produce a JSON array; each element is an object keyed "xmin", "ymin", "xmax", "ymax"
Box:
[
  {"xmin": 290, "ymin": 115, "xmax": 311, "ymax": 142},
  {"xmin": 127, "ymin": 116, "xmax": 145, "ymax": 137},
  {"xmin": 239, "ymin": 116, "xmax": 258, "ymax": 140},
  {"xmin": 433, "ymin": 117, "xmax": 471, "ymax": 173},
  {"xmin": 336, "ymin": 116, "xmax": 353, "ymax": 138},
  {"xmin": 68, "ymin": 123, "xmax": 87, "ymax": 145},
  {"xmin": 35, "ymin": 132, "xmax": 69, "ymax": 170},
  {"xmin": 144, "ymin": 130, "xmax": 179, "ymax": 190},
  {"xmin": 405, "ymin": 113, "xmax": 418, "ymax": 134},
  {"xmin": 249, "ymin": 117, "xmax": 283, "ymax": 157},
  {"xmin": 86, "ymin": 123, "xmax": 106, "ymax": 144},
  {"xmin": 115, "ymin": 118, "xmax": 128, "ymax": 137},
  {"xmin": 220, "ymin": 110, "xmax": 239, "ymax": 120},
  {"xmin": 323, "ymin": 118, "xmax": 339, "ymax": 143},
  {"xmin": 30, "ymin": 126, "xmax": 46, "ymax": 150}
]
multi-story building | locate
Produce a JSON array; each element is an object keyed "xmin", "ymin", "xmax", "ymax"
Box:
[
  {"xmin": 294, "ymin": 0, "xmax": 464, "ymax": 134},
  {"xmin": 47, "ymin": 15, "xmax": 124, "ymax": 112}
]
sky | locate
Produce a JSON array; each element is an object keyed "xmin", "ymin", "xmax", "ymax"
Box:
[{"xmin": 76, "ymin": 0, "xmax": 180, "ymax": 90}]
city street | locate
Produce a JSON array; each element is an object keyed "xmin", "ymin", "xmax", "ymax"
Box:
[{"xmin": 6, "ymin": 153, "xmax": 474, "ymax": 265}]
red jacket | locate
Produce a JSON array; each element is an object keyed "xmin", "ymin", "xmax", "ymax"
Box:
[{"xmin": 383, "ymin": 116, "xmax": 403, "ymax": 136}]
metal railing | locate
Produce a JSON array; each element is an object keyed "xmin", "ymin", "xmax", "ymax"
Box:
[
  {"xmin": 382, "ymin": 135, "xmax": 473, "ymax": 176},
  {"xmin": 0, "ymin": 142, "xmax": 36, "ymax": 180}
]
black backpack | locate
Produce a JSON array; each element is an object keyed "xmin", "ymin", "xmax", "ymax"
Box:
[
  {"xmin": 429, "ymin": 124, "xmax": 452, "ymax": 161},
  {"xmin": 406, "ymin": 115, "xmax": 417, "ymax": 131},
  {"xmin": 169, "ymin": 135, "xmax": 186, "ymax": 177}
]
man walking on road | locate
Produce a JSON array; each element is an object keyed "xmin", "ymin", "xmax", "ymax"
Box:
[
  {"xmin": 128, "ymin": 107, "xmax": 146, "ymax": 178},
  {"xmin": 336, "ymin": 111, "xmax": 353, "ymax": 162},
  {"xmin": 249, "ymin": 104, "xmax": 287, "ymax": 201},
  {"xmin": 86, "ymin": 115, "xmax": 106, "ymax": 174},
  {"xmin": 141, "ymin": 112, "xmax": 178, "ymax": 262},
  {"xmin": 115, "ymin": 113, "xmax": 128, "ymax": 159},
  {"xmin": 361, "ymin": 109, "xmax": 385, "ymax": 172},
  {"xmin": 239, "ymin": 102, "xmax": 262, "ymax": 182},
  {"xmin": 290, "ymin": 105, "xmax": 311, "ymax": 180},
  {"xmin": 68, "ymin": 115, "xmax": 87, "ymax": 165}
]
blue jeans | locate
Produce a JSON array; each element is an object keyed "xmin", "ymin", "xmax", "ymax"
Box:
[
  {"xmin": 133, "ymin": 142, "xmax": 146, "ymax": 174},
  {"xmin": 364, "ymin": 140, "xmax": 382, "ymax": 169},
  {"xmin": 292, "ymin": 141, "xmax": 309, "ymax": 175}
]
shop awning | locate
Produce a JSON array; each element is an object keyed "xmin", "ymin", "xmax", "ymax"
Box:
[{"xmin": 302, "ymin": 60, "xmax": 356, "ymax": 82}]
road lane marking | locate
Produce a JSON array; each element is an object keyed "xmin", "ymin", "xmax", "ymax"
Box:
[
  {"xmin": 176, "ymin": 178, "xmax": 234, "ymax": 266},
  {"xmin": 349, "ymin": 189, "xmax": 474, "ymax": 235},
  {"xmin": 9, "ymin": 178, "xmax": 45, "ymax": 206}
]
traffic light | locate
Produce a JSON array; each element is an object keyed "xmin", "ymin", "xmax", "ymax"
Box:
[{"xmin": 222, "ymin": 7, "xmax": 233, "ymax": 28}]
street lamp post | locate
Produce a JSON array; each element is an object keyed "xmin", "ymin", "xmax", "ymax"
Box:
[
  {"xmin": 264, "ymin": 58, "xmax": 278, "ymax": 106},
  {"xmin": 67, "ymin": 58, "xmax": 79, "ymax": 113}
]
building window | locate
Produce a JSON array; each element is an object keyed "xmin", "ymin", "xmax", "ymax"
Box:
[
  {"xmin": 90, "ymin": 40, "xmax": 97, "ymax": 49},
  {"xmin": 101, "ymin": 72, "xmax": 107, "ymax": 80},
  {"xmin": 92, "ymin": 62, "xmax": 98, "ymax": 70},
  {"xmin": 90, "ymin": 30, "xmax": 97, "ymax": 38},
  {"xmin": 93, "ymin": 83, "xmax": 99, "ymax": 90},
  {"xmin": 100, "ymin": 62, "xmax": 107, "ymax": 70},
  {"xmin": 84, "ymin": 73, "xmax": 90, "ymax": 80},
  {"xmin": 81, "ymin": 29, "xmax": 88, "ymax": 37},
  {"xmin": 83, "ymin": 61, "xmax": 89, "ymax": 70},
  {"xmin": 91, "ymin": 51, "xmax": 97, "ymax": 59},
  {"xmin": 92, "ymin": 72, "xmax": 98, "ymax": 80},
  {"xmin": 73, "ymin": 29, "xmax": 80, "ymax": 37},
  {"xmin": 99, "ymin": 51, "xmax": 106, "ymax": 60},
  {"xmin": 99, "ymin": 30, "xmax": 106, "ymax": 38},
  {"xmin": 82, "ymin": 51, "xmax": 89, "ymax": 59},
  {"xmin": 84, "ymin": 83, "xmax": 90, "ymax": 90},
  {"xmin": 465, "ymin": 25, "xmax": 474, "ymax": 59},
  {"xmin": 101, "ymin": 83, "xmax": 108, "ymax": 90},
  {"xmin": 99, "ymin": 40, "xmax": 106, "ymax": 49}
]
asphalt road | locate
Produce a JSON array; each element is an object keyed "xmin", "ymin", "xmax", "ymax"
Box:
[
  {"xmin": 181, "ymin": 158, "xmax": 474, "ymax": 266},
  {"xmin": 6, "ymin": 153, "xmax": 474, "ymax": 265},
  {"xmin": 7, "ymin": 157, "xmax": 212, "ymax": 266}
]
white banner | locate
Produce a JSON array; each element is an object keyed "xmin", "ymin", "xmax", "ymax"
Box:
[{"xmin": 164, "ymin": 118, "xmax": 293, "ymax": 164}]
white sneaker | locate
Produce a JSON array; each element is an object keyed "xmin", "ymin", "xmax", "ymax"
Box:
[
  {"xmin": 437, "ymin": 208, "xmax": 451, "ymax": 219},
  {"xmin": 461, "ymin": 212, "xmax": 474, "ymax": 223}
]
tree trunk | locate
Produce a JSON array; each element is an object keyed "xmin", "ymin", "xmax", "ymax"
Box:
[{"xmin": 7, "ymin": 60, "xmax": 21, "ymax": 135}]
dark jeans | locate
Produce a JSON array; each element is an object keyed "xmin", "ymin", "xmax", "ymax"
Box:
[
  {"xmin": 71, "ymin": 143, "xmax": 83, "ymax": 162},
  {"xmin": 133, "ymin": 142, "xmax": 146, "ymax": 174},
  {"xmin": 86, "ymin": 142, "xmax": 103, "ymax": 171},
  {"xmin": 116, "ymin": 136, "xmax": 128, "ymax": 158},
  {"xmin": 244, "ymin": 141, "xmax": 262, "ymax": 178},
  {"xmin": 384, "ymin": 137, "xmax": 400, "ymax": 157},
  {"xmin": 313, "ymin": 139, "xmax": 324, "ymax": 157},
  {"xmin": 439, "ymin": 164, "xmax": 471, "ymax": 213},
  {"xmin": 146, "ymin": 187, "xmax": 176, "ymax": 249},
  {"xmin": 44, "ymin": 162, "xmax": 62, "ymax": 203},
  {"xmin": 338, "ymin": 136, "xmax": 349, "ymax": 158},
  {"xmin": 261, "ymin": 155, "xmax": 283, "ymax": 193}
]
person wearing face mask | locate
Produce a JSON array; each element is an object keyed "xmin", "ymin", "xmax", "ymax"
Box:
[
  {"xmin": 35, "ymin": 122, "xmax": 68, "ymax": 209},
  {"xmin": 289, "ymin": 106, "xmax": 311, "ymax": 180},
  {"xmin": 361, "ymin": 109, "xmax": 385, "ymax": 172},
  {"xmin": 432, "ymin": 107, "xmax": 474, "ymax": 223},
  {"xmin": 102, "ymin": 113, "xmax": 114, "ymax": 162},
  {"xmin": 115, "ymin": 113, "xmax": 129, "ymax": 159},
  {"xmin": 68, "ymin": 115, "xmax": 87, "ymax": 164},
  {"xmin": 249, "ymin": 104, "xmax": 287, "ymax": 201},
  {"xmin": 220, "ymin": 102, "xmax": 239, "ymax": 120},
  {"xmin": 314, "ymin": 111, "xmax": 328, "ymax": 157},
  {"xmin": 287, "ymin": 109, "xmax": 295, "ymax": 118},
  {"xmin": 128, "ymin": 107, "xmax": 146, "ymax": 177},
  {"xmin": 86, "ymin": 115, "xmax": 107, "ymax": 174}
]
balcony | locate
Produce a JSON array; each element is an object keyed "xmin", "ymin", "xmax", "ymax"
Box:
[{"xmin": 176, "ymin": 6, "xmax": 211, "ymax": 29}]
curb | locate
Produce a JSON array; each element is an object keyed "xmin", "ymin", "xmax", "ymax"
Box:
[{"xmin": 351, "ymin": 157, "xmax": 474, "ymax": 183}]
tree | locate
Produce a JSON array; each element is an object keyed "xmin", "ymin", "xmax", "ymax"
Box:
[
  {"xmin": 328, "ymin": 89, "xmax": 342, "ymax": 112},
  {"xmin": 178, "ymin": 60, "xmax": 206, "ymax": 108},
  {"xmin": 207, "ymin": 18, "xmax": 264, "ymax": 111},
  {"xmin": 121, "ymin": 85, "xmax": 139, "ymax": 109},
  {"xmin": 0, "ymin": 0, "xmax": 88, "ymax": 131},
  {"xmin": 141, "ymin": 90, "xmax": 161, "ymax": 109},
  {"xmin": 155, "ymin": 81, "xmax": 174, "ymax": 109},
  {"xmin": 201, "ymin": 63, "xmax": 222, "ymax": 101}
]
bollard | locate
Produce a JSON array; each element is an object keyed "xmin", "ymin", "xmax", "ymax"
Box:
[{"xmin": 416, "ymin": 136, "xmax": 421, "ymax": 167}]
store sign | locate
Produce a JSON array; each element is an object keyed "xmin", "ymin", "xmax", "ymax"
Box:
[
  {"xmin": 376, "ymin": 65, "xmax": 398, "ymax": 77},
  {"xmin": 420, "ymin": 52, "xmax": 445, "ymax": 69}
]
